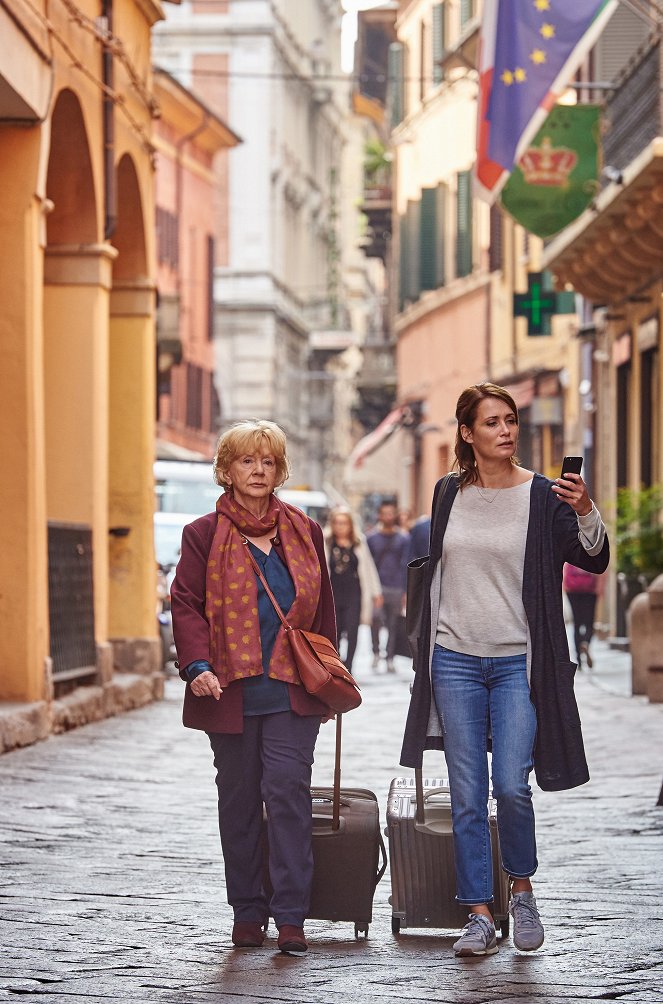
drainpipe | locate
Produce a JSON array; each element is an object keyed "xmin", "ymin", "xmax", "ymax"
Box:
[{"xmin": 102, "ymin": 0, "xmax": 116, "ymax": 239}]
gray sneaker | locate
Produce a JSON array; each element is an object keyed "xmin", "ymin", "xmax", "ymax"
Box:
[
  {"xmin": 453, "ymin": 913, "xmax": 498, "ymax": 956},
  {"xmin": 509, "ymin": 891, "xmax": 544, "ymax": 951}
]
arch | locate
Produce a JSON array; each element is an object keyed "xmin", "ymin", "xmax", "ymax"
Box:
[
  {"xmin": 46, "ymin": 89, "xmax": 97, "ymax": 245},
  {"xmin": 113, "ymin": 153, "xmax": 148, "ymax": 280}
]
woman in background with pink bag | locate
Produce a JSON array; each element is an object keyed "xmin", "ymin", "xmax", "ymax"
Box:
[{"xmin": 563, "ymin": 563, "xmax": 604, "ymax": 668}]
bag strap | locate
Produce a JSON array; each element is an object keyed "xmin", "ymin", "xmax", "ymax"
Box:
[
  {"xmin": 244, "ymin": 538, "xmax": 344, "ymax": 829},
  {"xmin": 242, "ymin": 539, "xmax": 292, "ymax": 630}
]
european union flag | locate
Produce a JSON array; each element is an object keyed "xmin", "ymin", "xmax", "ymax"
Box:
[{"xmin": 476, "ymin": 0, "xmax": 617, "ymax": 202}]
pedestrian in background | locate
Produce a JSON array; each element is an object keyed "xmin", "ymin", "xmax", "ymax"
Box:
[
  {"xmin": 407, "ymin": 514, "xmax": 431, "ymax": 565},
  {"xmin": 324, "ymin": 506, "xmax": 382, "ymax": 673},
  {"xmin": 398, "ymin": 507, "xmax": 414, "ymax": 533},
  {"xmin": 401, "ymin": 383, "xmax": 610, "ymax": 958},
  {"xmin": 171, "ymin": 419, "xmax": 336, "ymax": 955},
  {"xmin": 563, "ymin": 563, "xmax": 604, "ymax": 669},
  {"xmin": 367, "ymin": 500, "xmax": 409, "ymax": 673}
]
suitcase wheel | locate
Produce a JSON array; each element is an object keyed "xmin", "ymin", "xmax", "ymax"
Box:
[
  {"xmin": 499, "ymin": 916, "xmax": 510, "ymax": 939},
  {"xmin": 354, "ymin": 923, "xmax": 369, "ymax": 939},
  {"xmin": 391, "ymin": 916, "xmax": 401, "ymax": 935}
]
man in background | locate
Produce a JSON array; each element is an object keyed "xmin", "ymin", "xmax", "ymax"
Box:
[{"xmin": 367, "ymin": 501, "xmax": 409, "ymax": 673}]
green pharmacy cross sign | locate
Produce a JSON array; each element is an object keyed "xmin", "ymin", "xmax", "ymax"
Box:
[{"xmin": 513, "ymin": 272, "xmax": 575, "ymax": 336}]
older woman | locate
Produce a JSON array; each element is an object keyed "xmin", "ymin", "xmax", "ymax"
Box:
[
  {"xmin": 324, "ymin": 506, "xmax": 382, "ymax": 672},
  {"xmin": 170, "ymin": 420, "xmax": 336, "ymax": 955}
]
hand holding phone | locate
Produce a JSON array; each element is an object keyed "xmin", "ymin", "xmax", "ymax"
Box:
[
  {"xmin": 560, "ymin": 456, "xmax": 583, "ymax": 479},
  {"xmin": 553, "ymin": 455, "xmax": 591, "ymax": 515}
]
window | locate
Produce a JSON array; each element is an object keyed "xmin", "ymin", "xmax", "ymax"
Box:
[
  {"xmin": 399, "ymin": 200, "xmax": 421, "ymax": 308},
  {"xmin": 156, "ymin": 206, "xmax": 179, "ymax": 269},
  {"xmin": 420, "ymin": 186, "xmax": 446, "ymax": 291},
  {"xmin": 186, "ymin": 363, "xmax": 203, "ymax": 431},
  {"xmin": 460, "ymin": 0, "xmax": 474, "ymax": 30},
  {"xmin": 455, "ymin": 171, "xmax": 473, "ymax": 278},
  {"xmin": 388, "ymin": 42, "xmax": 405, "ymax": 127},
  {"xmin": 432, "ymin": 3, "xmax": 446, "ymax": 86},
  {"xmin": 489, "ymin": 204, "xmax": 503, "ymax": 272}
]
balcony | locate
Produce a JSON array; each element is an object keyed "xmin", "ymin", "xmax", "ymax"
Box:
[
  {"xmin": 544, "ymin": 39, "xmax": 663, "ymax": 303},
  {"xmin": 603, "ymin": 39, "xmax": 662, "ymax": 175},
  {"xmin": 360, "ymin": 180, "xmax": 393, "ymax": 263}
]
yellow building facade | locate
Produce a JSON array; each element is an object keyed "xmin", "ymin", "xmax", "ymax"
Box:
[{"xmin": 0, "ymin": 0, "xmax": 168, "ymax": 751}]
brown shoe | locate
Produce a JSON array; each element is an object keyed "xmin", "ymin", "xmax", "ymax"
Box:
[
  {"xmin": 232, "ymin": 921, "xmax": 266, "ymax": 948},
  {"xmin": 277, "ymin": 925, "xmax": 307, "ymax": 953}
]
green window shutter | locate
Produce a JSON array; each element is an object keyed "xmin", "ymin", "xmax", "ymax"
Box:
[
  {"xmin": 420, "ymin": 188, "xmax": 437, "ymax": 291},
  {"xmin": 399, "ymin": 214, "xmax": 408, "ymax": 311},
  {"xmin": 432, "ymin": 3, "xmax": 445, "ymax": 86},
  {"xmin": 489, "ymin": 204, "xmax": 503, "ymax": 273},
  {"xmin": 460, "ymin": 0, "xmax": 474, "ymax": 29},
  {"xmin": 435, "ymin": 183, "xmax": 447, "ymax": 287},
  {"xmin": 400, "ymin": 201, "xmax": 421, "ymax": 307},
  {"xmin": 388, "ymin": 43, "xmax": 404, "ymax": 128},
  {"xmin": 455, "ymin": 171, "xmax": 473, "ymax": 278}
]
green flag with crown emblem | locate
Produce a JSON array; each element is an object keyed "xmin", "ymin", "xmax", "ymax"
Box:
[{"xmin": 500, "ymin": 105, "xmax": 601, "ymax": 239}]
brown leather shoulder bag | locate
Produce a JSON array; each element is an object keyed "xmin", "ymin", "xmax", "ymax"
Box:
[{"xmin": 243, "ymin": 542, "xmax": 362, "ymax": 714}]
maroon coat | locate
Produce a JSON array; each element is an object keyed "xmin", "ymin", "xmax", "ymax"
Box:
[{"xmin": 171, "ymin": 510, "xmax": 337, "ymax": 732}]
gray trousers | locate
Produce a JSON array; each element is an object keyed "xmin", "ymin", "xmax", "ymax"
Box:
[
  {"xmin": 208, "ymin": 712, "xmax": 320, "ymax": 928},
  {"xmin": 371, "ymin": 586, "xmax": 403, "ymax": 661}
]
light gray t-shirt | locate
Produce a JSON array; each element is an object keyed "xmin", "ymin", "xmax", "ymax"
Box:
[{"xmin": 436, "ymin": 480, "xmax": 532, "ymax": 658}]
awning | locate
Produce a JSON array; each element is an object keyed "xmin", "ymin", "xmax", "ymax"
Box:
[
  {"xmin": 343, "ymin": 409, "xmax": 410, "ymax": 494},
  {"xmin": 155, "ymin": 438, "xmax": 208, "ymax": 461},
  {"xmin": 346, "ymin": 407, "xmax": 406, "ymax": 468},
  {"xmin": 501, "ymin": 377, "xmax": 535, "ymax": 411},
  {"xmin": 543, "ymin": 137, "xmax": 663, "ymax": 303}
]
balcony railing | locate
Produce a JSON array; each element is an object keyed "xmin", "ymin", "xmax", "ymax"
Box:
[{"xmin": 602, "ymin": 38, "xmax": 662, "ymax": 175}]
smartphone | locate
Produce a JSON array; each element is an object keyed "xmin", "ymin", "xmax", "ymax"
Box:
[{"xmin": 560, "ymin": 456, "xmax": 583, "ymax": 479}]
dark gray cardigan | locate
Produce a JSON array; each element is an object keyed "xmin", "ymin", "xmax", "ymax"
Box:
[{"xmin": 400, "ymin": 473, "xmax": 610, "ymax": 792}]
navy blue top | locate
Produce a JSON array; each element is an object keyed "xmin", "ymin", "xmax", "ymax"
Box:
[
  {"xmin": 241, "ymin": 541, "xmax": 294, "ymax": 716},
  {"xmin": 367, "ymin": 530, "xmax": 409, "ymax": 591},
  {"xmin": 183, "ymin": 541, "xmax": 295, "ymax": 716}
]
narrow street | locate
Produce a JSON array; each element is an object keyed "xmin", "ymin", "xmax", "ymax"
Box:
[{"xmin": 1, "ymin": 632, "xmax": 661, "ymax": 1003}]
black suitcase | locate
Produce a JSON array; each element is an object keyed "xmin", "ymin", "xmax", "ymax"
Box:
[
  {"xmin": 386, "ymin": 771, "xmax": 510, "ymax": 937},
  {"xmin": 264, "ymin": 716, "xmax": 387, "ymax": 937}
]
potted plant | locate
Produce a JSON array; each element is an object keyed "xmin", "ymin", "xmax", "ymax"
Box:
[{"xmin": 615, "ymin": 484, "xmax": 663, "ymax": 636}]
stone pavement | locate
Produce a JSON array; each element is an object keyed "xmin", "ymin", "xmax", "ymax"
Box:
[{"xmin": 1, "ymin": 628, "xmax": 662, "ymax": 1003}]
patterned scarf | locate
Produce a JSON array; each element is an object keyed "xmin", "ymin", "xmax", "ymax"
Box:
[{"xmin": 206, "ymin": 492, "xmax": 321, "ymax": 688}]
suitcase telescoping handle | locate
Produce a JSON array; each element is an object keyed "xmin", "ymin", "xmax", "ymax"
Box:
[
  {"xmin": 415, "ymin": 766, "xmax": 425, "ymax": 825},
  {"xmin": 332, "ymin": 714, "xmax": 342, "ymax": 831}
]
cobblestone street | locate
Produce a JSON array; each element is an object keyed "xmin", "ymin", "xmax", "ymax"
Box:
[{"xmin": 1, "ymin": 630, "xmax": 662, "ymax": 1003}]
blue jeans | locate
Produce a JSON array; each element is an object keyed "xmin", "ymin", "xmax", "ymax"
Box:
[{"xmin": 431, "ymin": 644, "xmax": 538, "ymax": 905}]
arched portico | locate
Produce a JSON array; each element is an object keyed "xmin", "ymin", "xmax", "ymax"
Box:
[
  {"xmin": 43, "ymin": 88, "xmax": 116, "ymax": 689},
  {"xmin": 108, "ymin": 153, "xmax": 160, "ymax": 671}
]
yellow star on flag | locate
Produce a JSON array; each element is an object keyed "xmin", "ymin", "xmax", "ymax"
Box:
[
  {"xmin": 540, "ymin": 23, "xmax": 555, "ymax": 39},
  {"xmin": 534, "ymin": 0, "xmax": 550, "ymax": 10},
  {"xmin": 530, "ymin": 49, "xmax": 546, "ymax": 65},
  {"xmin": 501, "ymin": 69, "xmax": 514, "ymax": 85},
  {"xmin": 514, "ymin": 67, "xmax": 527, "ymax": 83}
]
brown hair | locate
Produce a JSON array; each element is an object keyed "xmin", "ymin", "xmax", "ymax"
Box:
[
  {"xmin": 454, "ymin": 383, "xmax": 520, "ymax": 488},
  {"xmin": 327, "ymin": 506, "xmax": 362, "ymax": 547},
  {"xmin": 213, "ymin": 419, "xmax": 290, "ymax": 488}
]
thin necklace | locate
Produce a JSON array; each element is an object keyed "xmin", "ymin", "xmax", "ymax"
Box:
[{"xmin": 475, "ymin": 476, "xmax": 512, "ymax": 503}]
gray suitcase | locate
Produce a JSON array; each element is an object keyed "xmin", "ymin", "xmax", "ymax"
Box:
[{"xmin": 386, "ymin": 773, "xmax": 510, "ymax": 937}]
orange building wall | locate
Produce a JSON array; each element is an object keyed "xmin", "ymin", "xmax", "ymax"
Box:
[
  {"xmin": 397, "ymin": 283, "xmax": 490, "ymax": 512},
  {"xmin": 155, "ymin": 106, "xmax": 219, "ymax": 455},
  {"xmin": 193, "ymin": 53, "xmax": 230, "ymax": 268}
]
